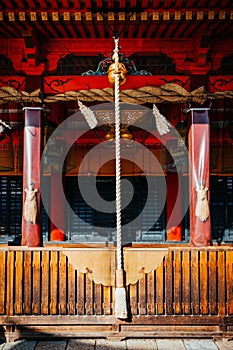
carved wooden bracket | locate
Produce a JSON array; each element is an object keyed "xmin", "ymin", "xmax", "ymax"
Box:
[{"xmin": 63, "ymin": 248, "xmax": 168, "ymax": 286}]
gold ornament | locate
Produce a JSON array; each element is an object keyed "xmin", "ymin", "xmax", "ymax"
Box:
[{"xmin": 108, "ymin": 62, "xmax": 127, "ymax": 86}]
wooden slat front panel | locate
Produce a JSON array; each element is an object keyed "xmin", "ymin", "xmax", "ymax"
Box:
[
  {"xmin": 191, "ymin": 250, "xmax": 200, "ymax": 315},
  {"xmin": 23, "ymin": 251, "xmax": 32, "ymax": 315},
  {"xmin": 32, "ymin": 251, "xmax": 41, "ymax": 315},
  {"xmin": 165, "ymin": 250, "xmax": 173, "ymax": 315},
  {"xmin": 0, "ymin": 251, "xmax": 6, "ymax": 315},
  {"xmin": 156, "ymin": 262, "xmax": 164, "ymax": 315},
  {"xmin": 218, "ymin": 250, "xmax": 226, "ymax": 316},
  {"xmin": 1, "ymin": 248, "xmax": 233, "ymax": 318},
  {"xmin": 6, "ymin": 251, "xmax": 14, "ymax": 316},
  {"xmin": 200, "ymin": 251, "xmax": 208, "ymax": 315},
  {"xmin": 59, "ymin": 252, "xmax": 67, "ymax": 315},
  {"xmin": 41, "ymin": 250, "xmax": 49, "ymax": 315},
  {"xmin": 15, "ymin": 251, "xmax": 23, "ymax": 315},
  {"xmin": 226, "ymin": 251, "xmax": 233, "ymax": 315},
  {"xmin": 182, "ymin": 250, "xmax": 191, "ymax": 315},
  {"xmin": 209, "ymin": 250, "xmax": 217, "ymax": 315},
  {"xmin": 136, "ymin": 248, "xmax": 232, "ymax": 317}
]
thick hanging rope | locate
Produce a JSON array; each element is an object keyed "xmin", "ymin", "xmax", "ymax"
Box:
[
  {"xmin": 111, "ymin": 37, "xmax": 128, "ymax": 319},
  {"xmin": 0, "ymin": 85, "xmax": 233, "ymax": 105}
]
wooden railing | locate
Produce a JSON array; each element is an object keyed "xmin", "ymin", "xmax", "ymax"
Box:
[{"xmin": 0, "ymin": 246, "xmax": 233, "ymax": 340}]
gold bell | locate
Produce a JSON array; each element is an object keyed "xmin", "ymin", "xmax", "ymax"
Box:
[
  {"xmin": 108, "ymin": 62, "xmax": 127, "ymax": 86},
  {"xmin": 105, "ymin": 127, "xmax": 115, "ymax": 142},
  {"xmin": 120, "ymin": 127, "xmax": 133, "ymax": 141}
]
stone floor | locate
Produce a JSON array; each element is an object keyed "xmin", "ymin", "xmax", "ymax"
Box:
[{"xmin": 0, "ymin": 338, "xmax": 233, "ymax": 350}]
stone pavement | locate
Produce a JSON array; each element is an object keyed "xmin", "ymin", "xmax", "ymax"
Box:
[{"xmin": 0, "ymin": 338, "xmax": 233, "ymax": 350}]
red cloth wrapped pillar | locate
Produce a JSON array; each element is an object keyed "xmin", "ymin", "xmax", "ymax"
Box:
[
  {"xmin": 21, "ymin": 107, "xmax": 42, "ymax": 247},
  {"xmin": 188, "ymin": 109, "xmax": 211, "ymax": 247}
]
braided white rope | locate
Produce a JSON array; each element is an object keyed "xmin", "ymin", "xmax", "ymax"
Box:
[
  {"xmin": 113, "ymin": 37, "xmax": 122, "ymax": 272},
  {"xmin": 113, "ymin": 37, "xmax": 127, "ymax": 319},
  {"xmin": 115, "ymin": 72, "xmax": 122, "ymax": 271}
]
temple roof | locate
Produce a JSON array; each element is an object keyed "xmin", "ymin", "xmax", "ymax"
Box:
[{"xmin": 0, "ymin": 0, "xmax": 232, "ymax": 39}]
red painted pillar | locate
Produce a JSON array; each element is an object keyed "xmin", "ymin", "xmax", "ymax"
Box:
[
  {"xmin": 188, "ymin": 109, "xmax": 211, "ymax": 247},
  {"xmin": 50, "ymin": 171, "xmax": 65, "ymax": 241},
  {"xmin": 21, "ymin": 107, "xmax": 42, "ymax": 247},
  {"xmin": 166, "ymin": 171, "xmax": 182, "ymax": 241}
]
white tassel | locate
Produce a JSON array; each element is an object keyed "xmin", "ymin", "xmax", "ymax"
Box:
[
  {"xmin": 115, "ymin": 287, "xmax": 128, "ymax": 319},
  {"xmin": 78, "ymin": 100, "xmax": 97, "ymax": 129},
  {"xmin": 153, "ymin": 104, "xmax": 171, "ymax": 135},
  {"xmin": 0, "ymin": 119, "xmax": 11, "ymax": 133}
]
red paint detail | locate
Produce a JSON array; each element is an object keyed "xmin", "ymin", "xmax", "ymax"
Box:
[
  {"xmin": 208, "ymin": 76, "xmax": 233, "ymax": 92},
  {"xmin": 0, "ymin": 76, "xmax": 26, "ymax": 90},
  {"xmin": 43, "ymin": 75, "xmax": 190, "ymax": 94}
]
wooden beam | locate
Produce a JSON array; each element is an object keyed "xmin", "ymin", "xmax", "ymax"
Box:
[
  {"xmin": 142, "ymin": 0, "xmax": 149, "ymax": 7},
  {"xmin": 25, "ymin": 0, "xmax": 37, "ymax": 8},
  {"xmin": 154, "ymin": 22, "xmax": 168, "ymax": 37},
  {"xmin": 186, "ymin": 0, "xmax": 196, "ymax": 6},
  {"xmin": 75, "ymin": 19, "xmax": 88, "ymax": 38},
  {"xmin": 130, "ymin": 0, "xmax": 137, "ymax": 7},
  {"xmin": 70, "ymin": 21, "xmax": 82, "ymax": 38},
  {"xmin": 182, "ymin": 21, "xmax": 203, "ymax": 38},
  {"xmin": 39, "ymin": 0, "xmax": 48, "ymax": 9},
  {"xmin": 2, "ymin": 0, "xmax": 14, "ymax": 9},
  {"xmin": 164, "ymin": 21, "xmax": 180, "ymax": 38},
  {"xmin": 160, "ymin": 18, "xmax": 173, "ymax": 38},
  {"xmin": 0, "ymin": 26, "xmax": 13, "ymax": 38},
  {"xmin": 83, "ymin": 18, "xmax": 96, "ymax": 38},
  {"xmin": 14, "ymin": 0, "xmax": 25, "ymax": 8},
  {"xmin": 72, "ymin": 0, "xmax": 81, "ymax": 9},
  {"xmin": 30, "ymin": 20, "xmax": 51, "ymax": 38},
  {"xmin": 45, "ymin": 22, "xmax": 62, "ymax": 38},
  {"xmin": 173, "ymin": 21, "xmax": 190, "ymax": 38},
  {"xmin": 164, "ymin": 0, "xmax": 172, "ymax": 8},
  {"xmin": 64, "ymin": 22, "xmax": 78, "ymax": 38},
  {"xmin": 4, "ymin": 22, "xmax": 22, "ymax": 37},
  {"xmin": 85, "ymin": 0, "xmax": 92, "ymax": 9},
  {"xmin": 49, "ymin": 0, "xmax": 59, "ymax": 9},
  {"xmin": 174, "ymin": 0, "xmax": 183, "ymax": 8},
  {"xmin": 56, "ymin": 23, "xmax": 70, "ymax": 37},
  {"xmin": 208, "ymin": 0, "xmax": 218, "ymax": 6},
  {"xmin": 61, "ymin": 0, "xmax": 69, "ymax": 9},
  {"xmin": 136, "ymin": 20, "xmax": 147, "ymax": 38},
  {"xmin": 96, "ymin": 17, "xmax": 105, "ymax": 38},
  {"xmin": 197, "ymin": 0, "xmax": 209, "ymax": 6},
  {"xmin": 127, "ymin": 19, "xmax": 136, "ymax": 38}
]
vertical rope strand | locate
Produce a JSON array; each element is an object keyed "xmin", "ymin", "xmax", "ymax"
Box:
[
  {"xmin": 113, "ymin": 36, "xmax": 128, "ymax": 319},
  {"xmin": 115, "ymin": 71, "xmax": 122, "ymax": 271}
]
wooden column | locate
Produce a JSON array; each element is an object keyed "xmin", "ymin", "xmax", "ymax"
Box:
[
  {"xmin": 166, "ymin": 171, "xmax": 182, "ymax": 241},
  {"xmin": 21, "ymin": 107, "xmax": 42, "ymax": 247},
  {"xmin": 188, "ymin": 109, "xmax": 211, "ymax": 247},
  {"xmin": 50, "ymin": 171, "xmax": 65, "ymax": 241}
]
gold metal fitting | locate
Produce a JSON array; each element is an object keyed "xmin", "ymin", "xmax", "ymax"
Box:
[{"xmin": 108, "ymin": 62, "xmax": 127, "ymax": 86}]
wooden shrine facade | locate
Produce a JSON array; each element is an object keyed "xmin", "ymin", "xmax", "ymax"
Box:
[{"xmin": 0, "ymin": 0, "xmax": 233, "ymax": 342}]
